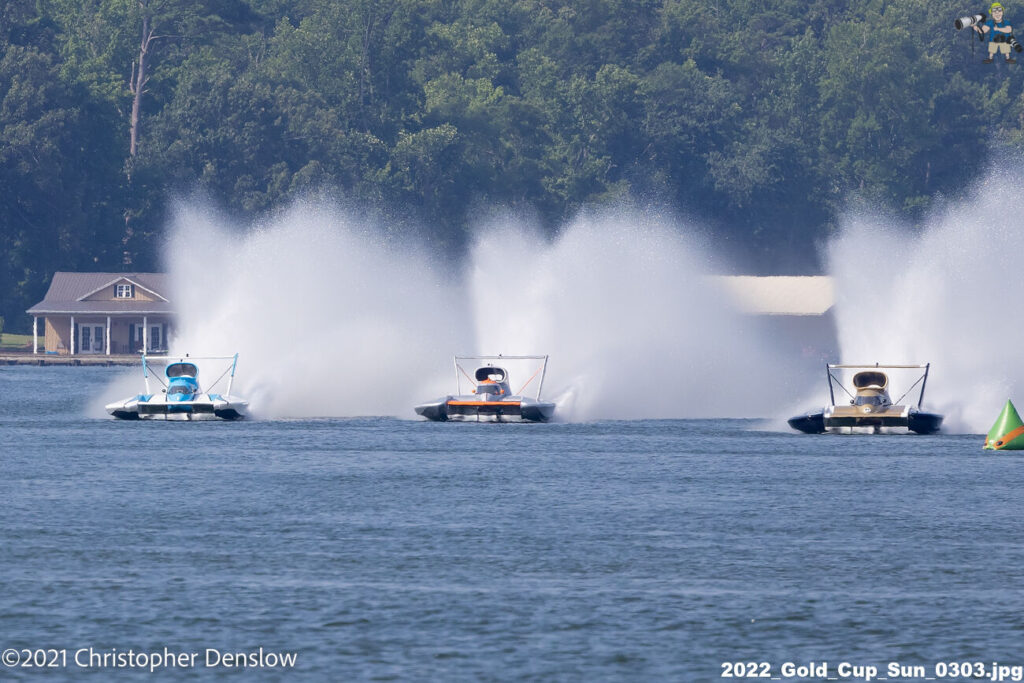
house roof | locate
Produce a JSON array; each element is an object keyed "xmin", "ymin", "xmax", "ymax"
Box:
[
  {"xmin": 714, "ymin": 276, "xmax": 834, "ymax": 315},
  {"xmin": 26, "ymin": 272, "xmax": 173, "ymax": 315}
]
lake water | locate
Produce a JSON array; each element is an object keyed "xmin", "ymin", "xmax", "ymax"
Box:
[{"xmin": 2, "ymin": 366, "xmax": 1021, "ymax": 681}]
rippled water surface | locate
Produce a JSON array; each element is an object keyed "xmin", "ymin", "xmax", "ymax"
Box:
[{"xmin": 2, "ymin": 366, "xmax": 1020, "ymax": 680}]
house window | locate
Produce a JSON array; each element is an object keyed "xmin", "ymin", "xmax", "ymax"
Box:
[{"xmin": 116, "ymin": 284, "xmax": 133, "ymax": 299}]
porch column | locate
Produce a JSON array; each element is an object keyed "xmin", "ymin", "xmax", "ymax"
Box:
[
  {"xmin": 70, "ymin": 315, "xmax": 75, "ymax": 355},
  {"xmin": 106, "ymin": 316, "xmax": 111, "ymax": 356},
  {"xmin": 33, "ymin": 316, "xmax": 38, "ymax": 354},
  {"xmin": 143, "ymin": 316, "xmax": 148, "ymax": 354}
]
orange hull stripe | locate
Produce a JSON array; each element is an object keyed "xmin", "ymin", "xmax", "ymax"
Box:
[
  {"xmin": 994, "ymin": 425, "xmax": 1024, "ymax": 449},
  {"xmin": 447, "ymin": 401, "xmax": 521, "ymax": 407}
]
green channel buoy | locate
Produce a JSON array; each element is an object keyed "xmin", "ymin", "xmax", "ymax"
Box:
[{"xmin": 985, "ymin": 399, "xmax": 1024, "ymax": 450}]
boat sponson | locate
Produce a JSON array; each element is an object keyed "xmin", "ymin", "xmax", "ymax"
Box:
[
  {"xmin": 414, "ymin": 398, "xmax": 450, "ymax": 421},
  {"xmin": 788, "ymin": 412, "xmax": 825, "ymax": 434},
  {"xmin": 907, "ymin": 411, "xmax": 943, "ymax": 434},
  {"xmin": 521, "ymin": 402, "xmax": 555, "ymax": 422}
]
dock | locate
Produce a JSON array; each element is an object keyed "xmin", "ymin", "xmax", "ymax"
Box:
[{"xmin": 0, "ymin": 353, "xmax": 143, "ymax": 366}]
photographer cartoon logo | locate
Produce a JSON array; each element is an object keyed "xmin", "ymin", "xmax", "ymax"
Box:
[{"xmin": 956, "ymin": 3, "xmax": 1023, "ymax": 63}]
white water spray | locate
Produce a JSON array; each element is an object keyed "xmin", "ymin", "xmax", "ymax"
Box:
[
  {"xmin": 166, "ymin": 201, "xmax": 469, "ymax": 417},
  {"xmin": 160, "ymin": 201, "xmax": 814, "ymax": 420},
  {"xmin": 468, "ymin": 211, "xmax": 806, "ymax": 420},
  {"xmin": 828, "ymin": 173, "xmax": 1024, "ymax": 432}
]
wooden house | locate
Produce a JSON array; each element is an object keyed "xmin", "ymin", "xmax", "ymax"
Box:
[{"xmin": 26, "ymin": 272, "xmax": 173, "ymax": 355}]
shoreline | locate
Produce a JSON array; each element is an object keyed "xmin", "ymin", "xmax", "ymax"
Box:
[{"xmin": 0, "ymin": 353, "xmax": 142, "ymax": 366}]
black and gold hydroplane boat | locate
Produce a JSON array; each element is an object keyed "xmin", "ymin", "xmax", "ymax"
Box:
[{"xmin": 788, "ymin": 363, "xmax": 943, "ymax": 434}]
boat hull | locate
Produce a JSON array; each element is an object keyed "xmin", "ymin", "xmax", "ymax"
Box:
[
  {"xmin": 106, "ymin": 394, "xmax": 248, "ymax": 421},
  {"xmin": 907, "ymin": 410, "xmax": 943, "ymax": 435},
  {"xmin": 788, "ymin": 412, "xmax": 825, "ymax": 434},
  {"xmin": 788, "ymin": 408, "xmax": 942, "ymax": 434},
  {"xmin": 415, "ymin": 396, "xmax": 555, "ymax": 422}
]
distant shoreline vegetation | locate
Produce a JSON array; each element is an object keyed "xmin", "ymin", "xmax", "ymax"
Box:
[{"xmin": 0, "ymin": 0, "xmax": 1016, "ymax": 331}]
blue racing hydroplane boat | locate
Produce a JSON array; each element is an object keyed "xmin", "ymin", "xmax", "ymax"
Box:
[{"xmin": 106, "ymin": 354, "xmax": 248, "ymax": 420}]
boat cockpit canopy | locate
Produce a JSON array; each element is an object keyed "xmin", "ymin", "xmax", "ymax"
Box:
[
  {"xmin": 475, "ymin": 366, "xmax": 507, "ymax": 382},
  {"xmin": 852, "ymin": 371, "xmax": 888, "ymax": 390},
  {"xmin": 166, "ymin": 362, "xmax": 199, "ymax": 379}
]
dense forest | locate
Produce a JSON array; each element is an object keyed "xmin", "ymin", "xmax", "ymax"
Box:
[{"xmin": 0, "ymin": 0, "xmax": 1020, "ymax": 330}]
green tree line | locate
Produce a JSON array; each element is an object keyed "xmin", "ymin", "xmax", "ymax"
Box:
[{"xmin": 0, "ymin": 0, "xmax": 1019, "ymax": 330}]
